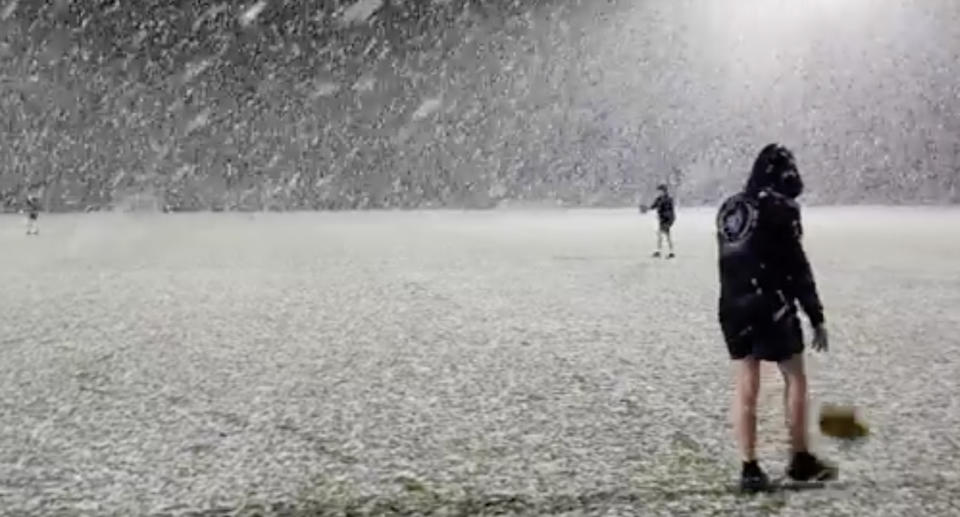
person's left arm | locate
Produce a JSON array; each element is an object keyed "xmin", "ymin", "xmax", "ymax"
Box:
[{"xmin": 780, "ymin": 203, "xmax": 824, "ymax": 327}]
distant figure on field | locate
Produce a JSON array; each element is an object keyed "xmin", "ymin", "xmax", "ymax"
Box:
[
  {"xmin": 640, "ymin": 183, "xmax": 675, "ymax": 258},
  {"xmin": 716, "ymin": 143, "xmax": 835, "ymax": 493},
  {"xmin": 25, "ymin": 194, "xmax": 41, "ymax": 236}
]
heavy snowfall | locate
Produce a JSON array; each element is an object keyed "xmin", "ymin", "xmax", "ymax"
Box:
[
  {"xmin": 1, "ymin": 0, "xmax": 960, "ymax": 516},
  {"xmin": 2, "ymin": 0, "xmax": 959, "ymax": 210}
]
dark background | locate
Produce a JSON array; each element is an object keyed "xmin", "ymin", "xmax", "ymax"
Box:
[{"xmin": 2, "ymin": 0, "xmax": 959, "ymax": 211}]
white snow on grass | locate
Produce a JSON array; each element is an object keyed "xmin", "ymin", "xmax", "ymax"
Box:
[{"xmin": 0, "ymin": 207, "xmax": 958, "ymax": 515}]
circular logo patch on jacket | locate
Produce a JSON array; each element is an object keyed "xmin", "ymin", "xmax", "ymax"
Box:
[{"xmin": 717, "ymin": 195, "xmax": 759, "ymax": 245}]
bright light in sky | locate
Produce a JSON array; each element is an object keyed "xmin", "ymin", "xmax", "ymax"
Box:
[{"xmin": 563, "ymin": 0, "xmax": 958, "ymax": 197}]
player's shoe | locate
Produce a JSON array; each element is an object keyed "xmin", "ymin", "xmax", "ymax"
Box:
[
  {"xmin": 786, "ymin": 452, "xmax": 837, "ymax": 482},
  {"xmin": 667, "ymin": 252, "xmax": 675, "ymax": 259},
  {"xmin": 740, "ymin": 461, "xmax": 770, "ymax": 493},
  {"xmin": 652, "ymin": 251, "xmax": 662, "ymax": 258}
]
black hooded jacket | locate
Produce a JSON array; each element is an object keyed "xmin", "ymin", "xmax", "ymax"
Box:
[
  {"xmin": 650, "ymin": 192, "xmax": 675, "ymax": 223},
  {"xmin": 716, "ymin": 148, "xmax": 824, "ymax": 332},
  {"xmin": 26, "ymin": 196, "xmax": 41, "ymax": 214}
]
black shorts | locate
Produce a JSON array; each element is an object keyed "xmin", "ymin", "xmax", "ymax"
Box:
[
  {"xmin": 28, "ymin": 212, "xmax": 38, "ymax": 220},
  {"xmin": 658, "ymin": 217, "xmax": 674, "ymax": 233},
  {"xmin": 721, "ymin": 310, "xmax": 804, "ymax": 362}
]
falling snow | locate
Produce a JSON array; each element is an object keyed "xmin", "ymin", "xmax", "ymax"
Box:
[
  {"xmin": 182, "ymin": 59, "xmax": 212, "ymax": 84},
  {"xmin": 351, "ymin": 74, "xmax": 376, "ymax": 93},
  {"xmin": 0, "ymin": 0, "xmax": 958, "ymax": 211},
  {"xmin": 310, "ymin": 81, "xmax": 341, "ymax": 99},
  {"xmin": 1, "ymin": 1, "xmax": 959, "ymax": 514},
  {"xmin": 1, "ymin": 0, "xmax": 17, "ymax": 20},
  {"xmin": 239, "ymin": 0, "xmax": 268, "ymax": 27},
  {"xmin": 341, "ymin": 0, "xmax": 384, "ymax": 26},
  {"xmin": 411, "ymin": 97, "xmax": 443, "ymax": 121},
  {"xmin": 186, "ymin": 108, "xmax": 213, "ymax": 134}
]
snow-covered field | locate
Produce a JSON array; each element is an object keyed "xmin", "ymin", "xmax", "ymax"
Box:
[{"xmin": 1, "ymin": 207, "xmax": 959, "ymax": 516}]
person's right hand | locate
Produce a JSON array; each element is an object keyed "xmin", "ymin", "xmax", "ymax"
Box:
[{"xmin": 811, "ymin": 324, "xmax": 829, "ymax": 352}]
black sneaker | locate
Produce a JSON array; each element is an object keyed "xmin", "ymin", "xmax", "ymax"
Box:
[
  {"xmin": 740, "ymin": 461, "xmax": 770, "ymax": 494},
  {"xmin": 787, "ymin": 452, "xmax": 838, "ymax": 482},
  {"xmin": 667, "ymin": 252, "xmax": 675, "ymax": 259},
  {"xmin": 652, "ymin": 251, "xmax": 662, "ymax": 258}
]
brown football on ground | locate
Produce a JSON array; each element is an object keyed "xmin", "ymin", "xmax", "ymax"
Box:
[{"xmin": 819, "ymin": 404, "xmax": 869, "ymax": 439}]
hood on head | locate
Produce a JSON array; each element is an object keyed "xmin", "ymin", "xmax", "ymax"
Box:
[{"xmin": 745, "ymin": 143, "xmax": 803, "ymax": 198}]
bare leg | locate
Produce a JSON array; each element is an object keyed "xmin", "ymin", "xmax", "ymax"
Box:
[
  {"xmin": 656, "ymin": 230, "xmax": 663, "ymax": 252},
  {"xmin": 783, "ymin": 381, "xmax": 790, "ymax": 430},
  {"xmin": 665, "ymin": 230, "xmax": 674, "ymax": 253},
  {"xmin": 777, "ymin": 354, "xmax": 809, "ymax": 454},
  {"xmin": 733, "ymin": 357, "xmax": 761, "ymax": 461}
]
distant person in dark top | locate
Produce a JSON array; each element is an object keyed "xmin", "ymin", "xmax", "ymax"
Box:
[
  {"xmin": 641, "ymin": 183, "xmax": 675, "ymax": 258},
  {"xmin": 25, "ymin": 194, "xmax": 41, "ymax": 236},
  {"xmin": 716, "ymin": 143, "xmax": 836, "ymax": 493}
]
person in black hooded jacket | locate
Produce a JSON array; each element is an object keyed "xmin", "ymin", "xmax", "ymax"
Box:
[{"xmin": 716, "ymin": 143, "xmax": 835, "ymax": 492}]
